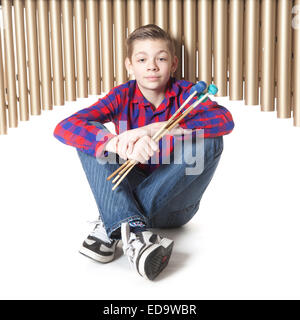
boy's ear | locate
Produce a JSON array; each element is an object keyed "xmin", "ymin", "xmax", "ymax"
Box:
[
  {"xmin": 171, "ymin": 55, "xmax": 179, "ymax": 74},
  {"xmin": 125, "ymin": 57, "xmax": 133, "ymax": 74}
]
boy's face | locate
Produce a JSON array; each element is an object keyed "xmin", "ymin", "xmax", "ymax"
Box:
[{"xmin": 125, "ymin": 39, "xmax": 178, "ymax": 92}]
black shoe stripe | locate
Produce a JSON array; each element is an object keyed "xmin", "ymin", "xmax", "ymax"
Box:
[
  {"xmin": 87, "ymin": 235, "xmax": 117, "ymax": 248},
  {"xmin": 83, "ymin": 237, "xmax": 118, "ymax": 257}
]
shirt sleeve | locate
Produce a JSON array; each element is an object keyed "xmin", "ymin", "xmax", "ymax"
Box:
[
  {"xmin": 53, "ymin": 88, "xmax": 122, "ymax": 157},
  {"xmin": 177, "ymin": 89, "xmax": 235, "ymax": 137}
]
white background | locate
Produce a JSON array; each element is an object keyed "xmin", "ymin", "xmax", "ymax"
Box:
[{"xmin": 0, "ymin": 94, "xmax": 300, "ymax": 300}]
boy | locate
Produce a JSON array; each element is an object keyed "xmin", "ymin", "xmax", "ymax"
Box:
[{"xmin": 53, "ymin": 24, "xmax": 234, "ymax": 281}]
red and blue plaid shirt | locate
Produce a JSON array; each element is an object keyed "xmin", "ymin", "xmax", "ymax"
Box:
[{"xmin": 53, "ymin": 77, "xmax": 234, "ymax": 174}]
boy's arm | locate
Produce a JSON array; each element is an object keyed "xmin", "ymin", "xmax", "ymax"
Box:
[
  {"xmin": 177, "ymin": 93, "xmax": 235, "ymax": 137},
  {"xmin": 53, "ymin": 88, "xmax": 121, "ymax": 157}
]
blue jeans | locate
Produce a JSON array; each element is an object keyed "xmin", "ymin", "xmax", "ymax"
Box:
[{"xmin": 76, "ymin": 122, "xmax": 223, "ymax": 239}]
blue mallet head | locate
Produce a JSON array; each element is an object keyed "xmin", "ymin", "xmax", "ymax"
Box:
[
  {"xmin": 190, "ymin": 81, "xmax": 207, "ymax": 96},
  {"xmin": 197, "ymin": 84, "xmax": 218, "ymax": 102},
  {"xmin": 207, "ymin": 84, "xmax": 218, "ymax": 95}
]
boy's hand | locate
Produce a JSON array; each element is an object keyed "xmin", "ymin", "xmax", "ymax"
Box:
[
  {"xmin": 105, "ymin": 122, "xmax": 191, "ymax": 161},
  {"xmin": 105, "ymin": 136, "xmax": 119, "ymax": 154},
  {"xmin": 126, "ymin": 135, "xmax": 159, "ymax": 164},
  {"xmin": 118, "ymin": 127, "xmax": 149, "ymax": 160},
  {"xmin": 111, "ymin": 127, "xmax": 150, "ymax": 160}
]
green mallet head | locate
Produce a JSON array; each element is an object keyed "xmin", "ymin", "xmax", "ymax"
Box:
[{"xmin": 208, "ymin": 84, "xmax": 218, "ymax": 95}]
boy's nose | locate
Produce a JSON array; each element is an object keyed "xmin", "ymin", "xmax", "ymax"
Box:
[{"xmin": 147, "ymin": 60, "xmax": 158, "ymax": 71}]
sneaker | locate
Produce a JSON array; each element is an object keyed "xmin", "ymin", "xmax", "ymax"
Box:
[
  {"xmin": 79, "ymin": 220, "xmax": 119, "ymax": 263},
  {"xmin": 121, "ymin": 222, "xmax": 174, "ymax": 280}
]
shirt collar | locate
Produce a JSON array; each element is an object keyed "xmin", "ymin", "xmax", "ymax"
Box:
[{"xmin": 131, "ymin": 77, "xmax": 179, "ymax": 107}]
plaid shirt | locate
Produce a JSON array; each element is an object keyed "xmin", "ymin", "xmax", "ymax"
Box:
[{"xmin": 53, "ymin": 77, "xmax": 234, "ymax": 174}]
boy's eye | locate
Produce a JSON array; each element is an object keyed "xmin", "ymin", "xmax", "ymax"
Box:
[{"xmin": 138, "ymin": 58, "xmax": 167, "ymax": 62}]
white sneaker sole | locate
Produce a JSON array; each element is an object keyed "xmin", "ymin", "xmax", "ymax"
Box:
[{"xmin": 79, "ymin": 244, "xmax": 117, "ymax": 263}]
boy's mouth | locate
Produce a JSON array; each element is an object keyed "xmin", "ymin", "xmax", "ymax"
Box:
[{"xmin": 145, "ymin": 76, "xmax": 160, "ymax": 81}]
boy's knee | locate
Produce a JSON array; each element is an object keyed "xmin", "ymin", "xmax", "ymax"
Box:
[
  {"xmin": 149, "ymin": 215, "xmax": 192, "ymax": 229},
  {"xmin": 149, "ymin": 202, "xmax": 199, "ymax": 228}
]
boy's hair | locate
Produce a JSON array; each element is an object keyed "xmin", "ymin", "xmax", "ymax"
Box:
[{"xmin": 126, "ymin": 24, "xmax": 175, "ymax": 60}]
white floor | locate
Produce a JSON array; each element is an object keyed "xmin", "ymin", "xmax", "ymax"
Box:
[{"xmin": 0, "ymin": 94, "xmax": 300, "ymax": 300}]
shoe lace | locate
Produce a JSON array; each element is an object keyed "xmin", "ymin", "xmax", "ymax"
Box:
[
  {"xmin": 123, "ymin": 233, "xmax": 144, "ymax": 264},
  {"xmin": 88, "ymin": 220, "xmax": 112, "ymax": 244}
]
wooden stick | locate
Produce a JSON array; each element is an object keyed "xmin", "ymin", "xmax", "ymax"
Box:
[
  {"xmin": 158, "ymin": 92, "xmax": 210, "ymax": 138},
  {"xmin": 112, "ymin": 161, "xmax": 137, "ymax": 191},
  {"xmin": 106, "ymin": 161, "xmax": 128, "ymax": 180},
  {"xmin": 153, "ymin": 92, "xmax": 209, "ymax": 142},
  {"xmin": 150, "ymin": 90, "xmax": 197, "ymax": 141},
  {"xmin": 112, "ymin": 159, "xmax": 135, "ymax": 183}
]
